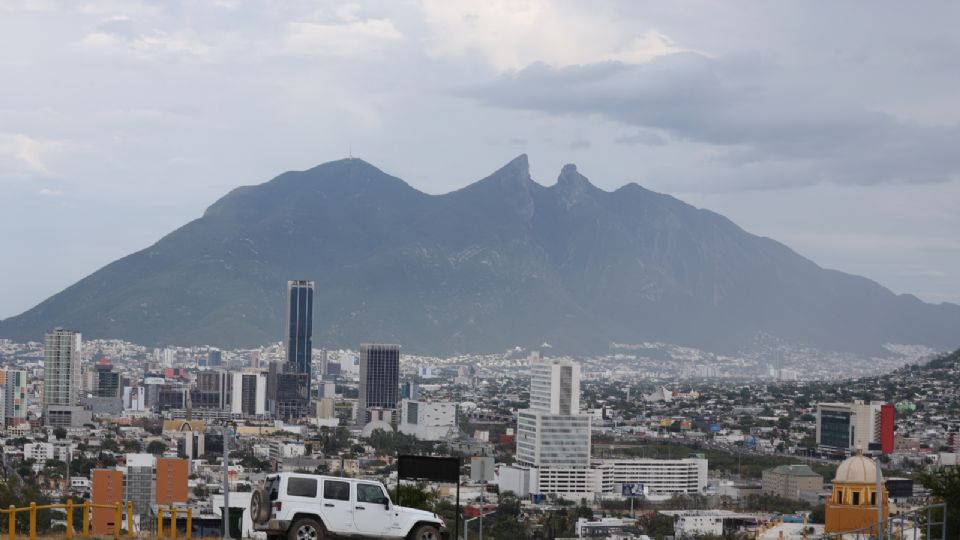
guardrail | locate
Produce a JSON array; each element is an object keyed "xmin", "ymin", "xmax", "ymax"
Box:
[
  {"xmin": 0, "ymin": 502, "xmax": 196, "ymax": 540},
  {"xmin": 155, "ymin": 507, "xmax": 193, "ymax": 540}
]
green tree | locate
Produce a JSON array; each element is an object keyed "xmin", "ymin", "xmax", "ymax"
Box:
[
  {"xmin": 100, "ymin": 438, "xmax": 120, "ymax": 452},
  {"xmin": 393, "ymin": 483, "xmax": 439, "ymax": 512},
  {"xmin": 638, "ymin": 512, "xmax": 674, "ymax": 540},
  {"xmin": 917, "ymin": 466, "xmax": 960, "ymax": 539},
  {"xmin": 146, "ymin": 441, "xmax": 168, "ymax": 455},
  {"xmin": 0, "ymin": 475, "xmax": 56, "ymax": 533},
  {"xmin": 52, "ymin": 427, "xmax": 67, "ymax": 440},
  {"xmin": 122, "ymin": 439, "xmax": 142, "ymax": 452}
]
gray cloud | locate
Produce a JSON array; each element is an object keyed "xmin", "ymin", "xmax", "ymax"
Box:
[
  {"xmin": 615, "ymin": 130, "xmax": 669, "ymax": 146},
  {"xmin": 471, "ymin": 53, "xmax": 960, "ymax": 187}
]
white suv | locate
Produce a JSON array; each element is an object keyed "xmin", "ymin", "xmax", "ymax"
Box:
[{"xmin": 250, "ymin": 472, "xmax": 447, "ymax": 540}]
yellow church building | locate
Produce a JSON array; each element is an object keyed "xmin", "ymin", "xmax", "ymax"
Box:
[{"xmin": 825, "ymin": 451, "xmax": 889, "ymax": 535}]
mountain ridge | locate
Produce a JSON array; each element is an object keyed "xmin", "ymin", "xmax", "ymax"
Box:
[{"xmin": 2, "ymin": 155, "xmax": 958, "ymax": 356}]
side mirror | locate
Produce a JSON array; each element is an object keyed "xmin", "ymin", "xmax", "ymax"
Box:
[{"xmin": 383, "ymin": 499, "xmax": 391, "ymax": 510}]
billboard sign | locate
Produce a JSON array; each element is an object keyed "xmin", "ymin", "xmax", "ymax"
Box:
[
  {"xmin": 621, "ymin": 483, "xmax": 647, "ymax": 497},
  {"xmin": 398, "ymin": 455, "xmax": 460, "ymax": 483}
]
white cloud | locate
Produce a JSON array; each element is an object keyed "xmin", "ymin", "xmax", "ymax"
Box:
[
  {"xmin": 75, "ymin": 27, "xmax": 218, "ymax": 61},
  {"xmin": 0, "ymin": 0, "xmax": 56, "ymax": 12},
  {"xmin": 0, "ymin": 133, "xmax": 66, "ymax": 178},
  {"xmin": 282, "ymin": 18, "xmax": 403, "ymax": 57},
  {"xmin": 419, "ymin": 0, "xmax": 682, "ymax": 70},
  {"xmin": 37, "ymin": 187, "xmax": 67, "ymax": 197}
]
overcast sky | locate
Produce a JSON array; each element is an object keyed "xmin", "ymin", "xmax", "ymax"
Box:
[{"xmin": 2, "ymin": 0, "xmax": 960, "ymax": 319}]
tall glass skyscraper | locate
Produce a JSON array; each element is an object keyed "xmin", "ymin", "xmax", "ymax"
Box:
[
  {"xmin": 286, "ymin": 280, "xmax": 314, "ymax": 375},
  {"xmin": 274, "ymin": 280, "xmax": 313, "ymax": 419},
  {"xmin": 358, "ymin": 343, "xmax": 400, "ymax": 425}
]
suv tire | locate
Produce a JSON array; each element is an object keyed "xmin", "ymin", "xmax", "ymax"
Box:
[
  {"xmin": 288, "ymin": 517, "xmax": 324, "ymax": 540},
  {"xmin": 409, "ymin": 524, "xmax": 440, "ymax": 540},
  {"xmin": 250, "ymin": 488, "xmax": 270, "ymax": 524}
]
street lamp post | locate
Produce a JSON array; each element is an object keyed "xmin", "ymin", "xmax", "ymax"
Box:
[
  {"xmin": 876, "ymin": 458, "xmax": 884, "ymax": 540},
  {"xmin": 223, "ymin": 423, "xmax": 235, "ymax": 540},
  {"xmin": 462, "ymin": 510, "xmax": 496, "ymax": 540}
]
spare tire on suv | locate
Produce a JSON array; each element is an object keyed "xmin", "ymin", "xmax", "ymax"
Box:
[{"xmin": 250, "ymin": 487, "xmax": 271, "ymax": 524}]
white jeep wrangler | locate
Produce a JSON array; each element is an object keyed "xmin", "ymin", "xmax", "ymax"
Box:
[{"xmin": 250, "ymin": 472, "xmax": 447, "ymax": 540}]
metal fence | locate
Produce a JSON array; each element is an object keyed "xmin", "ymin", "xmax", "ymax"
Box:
[{"xmin": 0, "ymin": 502, "xmax": 195, "ymax": 540}]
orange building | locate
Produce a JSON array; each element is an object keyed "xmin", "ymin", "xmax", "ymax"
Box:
[
  {"xmin": 156, "ymin": 457, "xmax": 189, "ymax": 505},
  {"xmin": 825, "ymin": 452, "xmax": 889, "ymax": 535},
  {"xmin": 91, "ymin": 469, "xmax": 125, "ymax": 535}
]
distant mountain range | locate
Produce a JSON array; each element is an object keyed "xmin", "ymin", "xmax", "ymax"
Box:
[{"xmin": 2, "ymin": 155, "xmax": 958, "ymax": 356}]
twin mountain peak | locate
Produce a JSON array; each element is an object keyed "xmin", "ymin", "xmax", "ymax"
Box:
[{"xmin": 2, "ymin": 155, "xmax": 958, "ymax": 356}]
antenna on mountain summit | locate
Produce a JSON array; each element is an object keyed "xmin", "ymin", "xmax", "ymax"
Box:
[{"xmin": 348, "ymin": 144, "xmax": 353, "ymax": 160}]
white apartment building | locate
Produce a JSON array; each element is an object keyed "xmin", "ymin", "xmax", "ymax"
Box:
[
  {"xmin": 594, "ymin": 458, "xmax": 708, "ymax": 495},
  {"xmin": 511, "ymin": 355, "xmax": 594, "ymax": 497},
  {"xmin": 269, "ymin": 440, "xmax": 306, "ymax": 459},
  {"xmin": 502, "ymin": 354, "xmax": 711, "ymax": 500},
  {"xmin": 500, "ymin": 458, "xmax": 709, "ymax": 500},
  {"xmin": 23, "ymin": 442, "xmax": 54, "ymax": 461},
  {"xmin": 399, "ymin": 399, "xmax": 458, "ymax": 441},
  {"xmin": 517, "ymin": 357, "xmax": 590, "ymax": 464},
  {"xmin": 43, "ymin": 329, "xmax": 81, "ymax": 406}
]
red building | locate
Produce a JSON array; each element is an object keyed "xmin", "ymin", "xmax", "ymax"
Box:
[
  {"xmin": 91, "ymin": 469, "xmax": 124, "ymax": 535},
  {"xmin": 880, "ymin": 403, "xmax": 895, "ymax": 454},
  {"xmin": 156, "ymin": 458, "xmax": 189, "ymax": 505}
]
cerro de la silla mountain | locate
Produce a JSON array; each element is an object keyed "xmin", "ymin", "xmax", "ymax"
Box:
[{"xmin": 2, "ymin": 155, "xmax": 958, "ymax": 356}]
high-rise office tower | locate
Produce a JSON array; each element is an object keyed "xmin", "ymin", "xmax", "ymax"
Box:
[
  {"xmin": 286, "ymin": 280, "xmax": 314, "ymax": 378},
  {"xmin": 272, "ymin": 280, "xmax": 314, "ymax": 419},
  {"xmin": 357, "ymin": 343, "xmax": 400, "ymax": 425},
  {"xmin": 515, "ymin": 355, "xmax": 592, "ymax": 495},
  {"xmin": 43, "ymin": 328, "xmax": 82, "ymax": 406},
  {"xmin": 207, "ymin": 348, "xmax": 222, "ymax": 367},
  {"xmin": 517, "ymin": 356, "xmax": 590, "ymax": 468},
  {"xmin": 95, "ymin": 360, "xmax": 122, "ymax": 398}
]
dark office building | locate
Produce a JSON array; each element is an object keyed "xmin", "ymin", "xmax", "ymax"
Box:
[
  {"xmin": 286, "ymin": 280, "xmax": 313, "ymax": 382},
  {"xmin": 191, "ymin": 371, "xmax": 230, "ymax": 410},
  {"xmin": 239, "ymin": 373, "xmax": 259, "ymax": 416},
  {"xmin": 207, "ymin": 349, "xmax": 222, "ymax": 367},
  {"xmin": 157, "ymin": 386, "xmax": 188, "ymax": 411},
  {"xmin": 267, "ymin": 360, "xmax": 310, "ymax": 420},
  {"xmin": 358, "ymin": 343, "xmax": 400, "ymax": 425},
  {"xmin": 271, "ymin": 280, "xmax": 314, "ymax": 420},
  {"xmin": 95, "ymin": 362, "xmax": 121, "ymax": 398}
]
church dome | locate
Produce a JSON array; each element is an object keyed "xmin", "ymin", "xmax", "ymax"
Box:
[{"xmin": 834, "ymin": 454, "xmax": 881, "ymax": 484}]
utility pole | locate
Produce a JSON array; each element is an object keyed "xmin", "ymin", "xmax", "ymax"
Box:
[
  {"xmin": 223, "ymin": 423, "xmax": 235, "ymax": 540},
  {"xmin": 876, "ymin": 458, "xmax": 883, "ymax": 540},
  {"xmin": 479, "ymin": 480, "xmax": 484, "ymax": 540}
]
